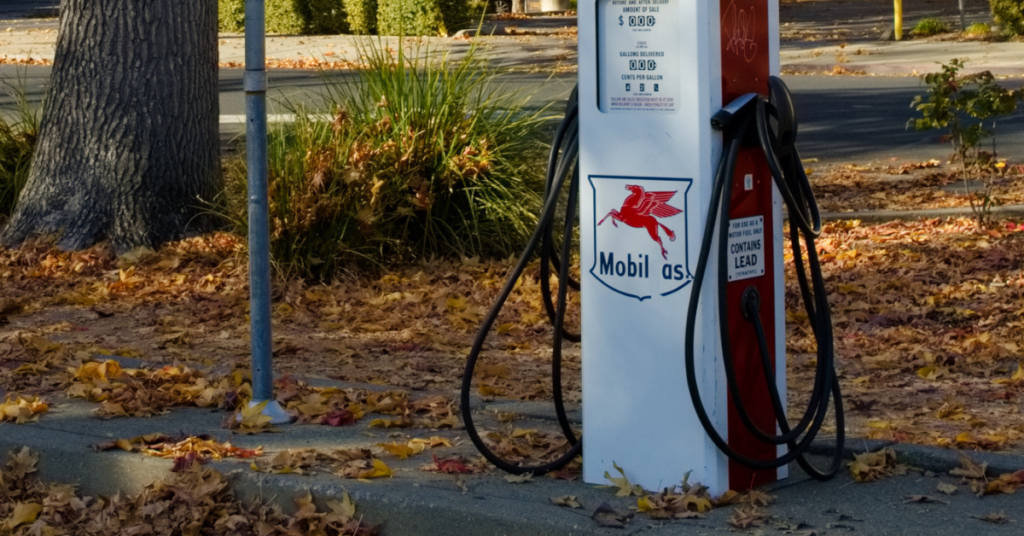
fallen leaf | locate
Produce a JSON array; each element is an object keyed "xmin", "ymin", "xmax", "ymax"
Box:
[
  {"xmin": 376, "ymin": 441, "xmax": 425, "ymax": 459},
  {"xmin": 591, "ymin": 502, "xmax": 632, "ymax": 528},
  {"xmin": 321, "ymin": 409, "xmax": 357, "ymax": 427},
  {"xmin": 728, "ymin": 504, "xmax": 768, "ymax": 528},
  {"xmin": 902, "ymin": 495, "xmax": 948, "ymax": 504},
  {"xmin": 949, "ymin": 451, "xmax": 987, "ymax": 479},
  {"xmin": 357, "ymin": 458, "xmax": 393, "ymax": 479},
  {"xmin": 937, "ymin": 481, "xmax": 958, "ymax": 495},
  {"xmin": 551, "ymin": 495, "xmax": 581, "ymax": 508},
  {"xmin": 428, "ymin": 453, "xmax": 476, "ymax": 474},
  {"xmin": 2, "ymin": 502, "xmax": 42, "ymax": 530},
  {"xmin": 604, "ymin": 461, "xmax": 645, "ymax": 497},
  {"xmin": 972, "ymin": 512, "xmax": 1010, "ymax": 524},
  {"xmin": 233, "ymin": 401, "xmax": 274, "ymax": 433}
]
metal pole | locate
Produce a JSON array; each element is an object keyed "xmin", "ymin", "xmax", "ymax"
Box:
[
  {"xmin": 893, "ymin": 0, "xmax": 903, "ymax": 41},
  {"xmin": 244, "ymin": 0, "xmax": 291, "ymax": 423},
  {"xmin": 958, "ymin": 0, "xmax": 966, "ymax": 32}
]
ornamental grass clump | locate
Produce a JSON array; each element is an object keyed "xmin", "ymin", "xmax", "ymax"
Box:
[
  {"xmin": 0, "ymin": 77, "xmax": 38, "ymax": 222},
  {"xmin": 224, "ymin": 40, "xmax": 550, "ymax": 279},
  {"xmin": 911, "ymin": 17, "xmax": 949, "ymax": 37}
]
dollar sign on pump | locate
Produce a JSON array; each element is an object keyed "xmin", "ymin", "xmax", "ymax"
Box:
[{"xmin": 618, "ymin": 15, "xmax": 623, "ymax": 25}]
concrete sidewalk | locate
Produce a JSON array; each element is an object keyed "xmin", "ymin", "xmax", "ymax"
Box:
[
  {"xmin": 3, "ymin": 367, "xmax": 1023, "ymax": 536},
  {"xmin": 2, "ymin": 14, "xmax": 1023, "ymax": 76}
]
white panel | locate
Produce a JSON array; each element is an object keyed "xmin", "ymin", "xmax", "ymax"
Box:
[
  {"xmin": 580, "ymin": 0, "xmax": 729, "ymax": 495},
  {"xmin": 580, "ymin": 0, "xmax": 782, "ymax": 494}
]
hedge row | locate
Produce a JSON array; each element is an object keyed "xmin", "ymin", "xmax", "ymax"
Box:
[
  {"xmin": 990, "ymin": 0, "xmax": 1024, "ymax": 35},
  {"xmin": 219, "ymin": 0, "xmax": 480, "ymax": 36}
]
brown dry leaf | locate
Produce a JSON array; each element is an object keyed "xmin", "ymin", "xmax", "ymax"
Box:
[
  {"xmin": 937, "ymin": 481, "xmax": 959, "ymax": 495},
  {"xmin": 949, "ymin": 451, "xmax": 988, "ymax": 479},
  {"xmin": 727, "ymin": 504, "xmax": 769, "ymax": 529},
  {"xmin": 849, "ymin": 448, "xmax": 904, "ymax": 482},
  {"xmin": 409, "ymin": 436, "xmax": 452, "ymax": 448},
  {"xmin": 902, "ymin": 495, "xmax": 948, "ymax": 504},
  {"xmin": 252, "ymin": 449, "xmax": 317, "ymax": 474},
  {"xmin": 972, "ymin": 512, "xmax": 1010, "ymax": 524},
  {"xmin": 746, "ymin": 489, "xmax": 774, "ymax": 507},
  {"xmin": 591, "ymin": 502, "xmax": 633, "ymax": 528},
  {"xmin": 550, "ymin": 495, "xmax": 582, "ymax": 508},
  {"xmin": 0, "ymin": 447, "xmax": 380, "ymax": 535},
  {"xmin": 368, "ymin": 416, "xmax": 412, "ymax": 429},
  {"xmin": 504, "ymin": 473, "xmax": 534, "ymax": 484}
]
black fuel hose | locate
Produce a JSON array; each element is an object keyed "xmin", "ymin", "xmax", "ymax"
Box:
[
  {"xmin": 463, "ymin": 78, "xmax": 842, "ymax": 480},
  {"xmin": 684, "ymin": 76, "xmax": 844, "ymax": 479},
  {"xmin": 460, "ymin": 88, "xmax": 582, "ymax": 475}
]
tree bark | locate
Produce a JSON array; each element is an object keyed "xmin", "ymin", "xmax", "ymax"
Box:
[{"xmin": 1, "ymin": 0, "xmax": 219, "ymax": 252}]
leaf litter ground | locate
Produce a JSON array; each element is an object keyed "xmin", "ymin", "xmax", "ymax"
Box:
[
  {"xmin": 2, "ymin": 203, "xmax": 1024, "ymax": 451},
  {"xmin": 3, "ymin": 201, "xmax": 1024, "ymax": 527}
]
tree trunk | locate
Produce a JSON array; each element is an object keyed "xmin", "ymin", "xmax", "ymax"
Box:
[{"xmin": 1, "ymin": 0, "xmax": 219, "ymax": 253}]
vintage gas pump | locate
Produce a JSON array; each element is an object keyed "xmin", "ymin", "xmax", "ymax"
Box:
[{"xmin": 462, "ymin": 0, "xmax": 842, "ymax": 495}]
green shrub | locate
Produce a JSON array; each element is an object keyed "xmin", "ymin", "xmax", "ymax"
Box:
[
  {"xmin": 218, "ymin": 0, "xmax": 246, "ymax": 32},
  {"xmin": 991, "ymin": 0, "xmax": 1024, "ymax": 35},
  {"xmin": 218, "ymin": 0, "xmax": 348, "ymax": 34},
  {"xmin": 964, "ymin": 22, "xmax": 992, "ymax": 35},
  {"xmin": 0, "ymin": 78, "xmax": 38, "ymax": 222},
  {"xmin": 222, "ymin": 40, "xmax": 551, "ymax": 278},
  {"xmin": 910, "ymin": 17, "xmax": 949, "ymax": 37},
  {"xmin": 344, "ymin": 0, "xmax": 378, "ymax": 34},
  {"xmin": 910, "ymin": 58, "xmax": 1023, "ymax": 227},
  {"xmin": 376, "ymin": 0, "xmax": 471, "ymax": 36},
  {"xmin": 304, "ymin": 0, "xmax": 350, "ymax": 34}
]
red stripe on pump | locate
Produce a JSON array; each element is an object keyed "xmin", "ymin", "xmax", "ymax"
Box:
[{"xmin": 719, "ymin": 0, "xmax": 780, "ymax": 491}]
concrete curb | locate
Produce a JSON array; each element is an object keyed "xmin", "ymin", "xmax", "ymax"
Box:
[
  {"xmin": 3, "ymin": 402, "xmax": 1023, "ymax": 535},
  {"xmin": 819, "ymin": 204, "xmax": 1024, "ymax": 222},
  {"xmin": 809, "ymin": 436, "xmax": 1024, "ymax": 476}
]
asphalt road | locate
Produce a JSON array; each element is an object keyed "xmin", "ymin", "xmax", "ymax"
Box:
[{"xmin": 3, "ymin": 64, "xmax": 1023, "ymax": 165}]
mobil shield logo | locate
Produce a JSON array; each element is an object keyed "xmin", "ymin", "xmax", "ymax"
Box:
[{"xmin": 589, "ymin": 175, "xmax": 693, "ymax": 301}]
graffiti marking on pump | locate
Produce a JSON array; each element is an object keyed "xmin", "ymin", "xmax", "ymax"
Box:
[{"xmin": 722, "ymin": 0, "xmax": 757, "ymax": 63}]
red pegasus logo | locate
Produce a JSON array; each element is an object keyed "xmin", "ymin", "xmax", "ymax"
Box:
[{"xmin": 599, "ymin": 184, "xmax": 682, "ymax": 259}]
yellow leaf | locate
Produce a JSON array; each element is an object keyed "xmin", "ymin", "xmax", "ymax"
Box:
[
  {"xmin": 325, "ymin": 491, "xmax": 357, "ymax": 523},
  {"xmin": 237, "ymin": 401, "xmax": 274, "ymax": 431},
  {"xmin": 410, "ymin": 436, "xmax": 452, "ymax": 448},
  {"xmin": 3, "ymin": 502, "xmax": 42, "ymax": 530},
  {"xmin": 357, "ymin": 458, "xmax": 392, "ymax": 479},
  {"xmin": 916, "ymin": 366, "xmax": 944, "ymax": 381},
  {"xmin": 637, "ymin": 495, "xmax": 655, "ymax": 512},
  {"xmin": 604, "ymin": 461, "xmax": 644, "ymax": 497},
  {"xmin": 684, "ymin": 495, "xmax": 713, "ymax": 513},
  {"xmin": 446, "ymin": 296, "xmax": 468, "ymax": 311},
  {"xmin": 955, "ymin": 431, "xmax": 976, "ymax": 445},
  {"xmin": 504, "ymin": 473, "xmax": 534, "ymax": 484},
  {"xmin": 377, "ymin": 441, "xmax": 424, "ymax": 459},
  {"xmin": 1011, "ymin": 362, "xmax": 1024, "ymax": 382}
]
